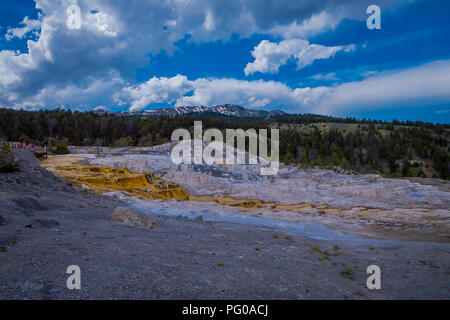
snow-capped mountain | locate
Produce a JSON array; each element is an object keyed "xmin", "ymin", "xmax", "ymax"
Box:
[{"xmin": 114, "ymin": 104, "xmax": 287, "ymax": 118}]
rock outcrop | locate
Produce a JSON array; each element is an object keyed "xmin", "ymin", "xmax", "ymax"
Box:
[{"xmin": 111, "ymin": 207, "xmax": 156, "ymax": 229}]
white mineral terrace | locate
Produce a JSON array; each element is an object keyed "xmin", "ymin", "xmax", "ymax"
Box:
[{"xmin": 82, "ymin": 143, "xmax": 449, "ymax": 211}]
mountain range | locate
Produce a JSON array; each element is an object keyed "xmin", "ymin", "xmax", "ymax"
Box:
[{"xmin": 95, "ymin": 104, "xmax": 287, "ymax": 118}]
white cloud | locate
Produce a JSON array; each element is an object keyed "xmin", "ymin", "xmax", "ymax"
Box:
[
  {"xmin": 267, "ymin": 11, "xmax": 340, "ymax": 39},
  {"xmin": 310, "ymin": 72, "xmax": 338, "ymax": 81},
  {"xmin": 244, "ymin": 39, "xmax": 354, "ymax": 75},
  {"xmin": 9, "ymin": 72, "xmax": 125, "ymax": 111},
  {"xmin": 0, "ymin": 0, "xmax": 264, "ymax": 109},
  {"xmin": 294, "ymin": 44, "xmax": 344, "ymax": 69},
  {"xmin": 314, "ymin": 60, "xmax": 450, "ymax": 115},
  {"xmin": 118, "ymin": 75, "xmax": 192, "ymax": 110},
  {"xmin": 261, "ymin": 0, "xmax": 406, "ymax": 39},
  {"xmin": 116, "ymin": 74, "xmax": 329, "ymax": 111},
  {"xmin": 244, "ymin": 39, "xmax": 308, "ymax": 75},
  {"xmin": 5, "ymin": 15, "xmax": 42, "ymax": 41},
  {"xmin": 0, "ymin": 0, "xmax": 181, "ymax": 109},
  {"xmin": 203, "ymin": 9, "xmax": 216, "ymax": 31}
]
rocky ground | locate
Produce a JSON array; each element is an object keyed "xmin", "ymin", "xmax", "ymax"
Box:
[{"xmin": 0, "ymin": 150, "xmax": 449, "ymax": 299}]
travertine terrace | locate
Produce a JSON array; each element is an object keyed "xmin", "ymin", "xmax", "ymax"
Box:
[{"xmin": 57, "ymin": 144, "xmax": 450, "ymax": 242}]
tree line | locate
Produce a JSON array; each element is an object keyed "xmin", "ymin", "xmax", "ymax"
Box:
[{"xmin": 0, "ymin": 108, "xmax": 448, "ymax": 179}]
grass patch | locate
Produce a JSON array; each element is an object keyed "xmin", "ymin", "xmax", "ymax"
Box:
[
  {"xmin": 332, "ymin": 245, "xmax": 339, "ymax": 251},
  {"xmin": 308, "ymin": 246, "xmax": 330, "ymax": 261},
  {"xmin": 308, "ymin": 246, "xmax": 321, "ymax": 254},
  {"xmin": 369, "ymin": 246, "xmax": 375, "ymax": 250},
  {"xmin": 318, "ymin": 254, "xmax": 329, "ymax": 261},
  {"xmin": 216, "ymin": 262, "xmax": 224, "ymax": 267},
  {"xmin": 284, "ymin": 236, "xmax": 291, "ymax": 240},
  {"xmin": 0, "ymin": 246, "xmax": 6, "ymax": 253}
]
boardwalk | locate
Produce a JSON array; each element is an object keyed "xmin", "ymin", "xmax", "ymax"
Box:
[{"xmin": 1, "ymin": 141, "xmax": 47, "ymax": 159}]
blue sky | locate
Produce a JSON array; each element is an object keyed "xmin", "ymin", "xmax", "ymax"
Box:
[{"xmin": 0, "ymin": 0, "xmax": 449, "ymax": 123}]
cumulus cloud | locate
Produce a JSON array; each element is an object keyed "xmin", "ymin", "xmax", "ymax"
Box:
[
  {"xmin": 116, "ymin": 75, "xmax": 329, "ymax": 111},
  {"xmin": 244, "ymin": 39, "xmax": 354, "ymax": 75},
  {"xmin": 117, "ymin": 75, "xmax": 192, "ymax": 110},
  {"xmin": 0, "ymin": 0, "xmax": 273, "ymax": 109}
]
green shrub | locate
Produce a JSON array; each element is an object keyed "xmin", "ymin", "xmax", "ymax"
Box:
[
  {"xmin": 310, "ymin": 246, "xmax": 321, "ymax": 253},
  {"xmin": 0, "ymin": 162, "xmax": 20, "ymax": 173},
  {"xmin": 0, "ymin": 143, "xmax": 20, "ymax": 173},
  {"xmin": 53, "ymin": 142, "xmax": 70, "ymax": 155},
  {"xmin": 319, "ymin": 254, "xmax": 329, "ymax": 261}
]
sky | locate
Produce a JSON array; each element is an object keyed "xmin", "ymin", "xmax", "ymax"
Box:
[{"xmin": 0, "ymin": 0, "xmax": 449, "ymax": 123}]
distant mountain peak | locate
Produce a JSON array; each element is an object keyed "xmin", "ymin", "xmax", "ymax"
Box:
[
  {"xmin": 116, "ymin": 104, "xmax": 289, "ymax": 118},
  {"xmin": 268, "ymin": 110, "xmax": 287, "ymax": 117}
]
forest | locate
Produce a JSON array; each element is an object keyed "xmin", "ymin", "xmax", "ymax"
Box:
[{"xmin": 0, "ymin": 108, "xmax": 448, "ymax": 179}]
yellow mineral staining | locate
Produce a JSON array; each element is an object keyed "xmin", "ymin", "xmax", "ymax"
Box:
[
  {"xmin": 42, "ymin": 156, "xmax": 188, "ymax": 201},
  {"xmin": 42, "ymin": 155, "xmax": 85, "ymax": 167},
  {"xmin": 190, "ymin": 195, "xmax": 316, "ymax": 213},
  {"xmin": 191, "ymin": 196, "xmax": 262, "ymax": 208},
  {"xmin": 43, "ymin": 156, "xmax": 315, "ymax": 210}
]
